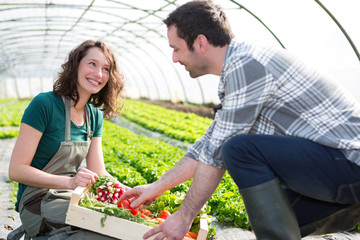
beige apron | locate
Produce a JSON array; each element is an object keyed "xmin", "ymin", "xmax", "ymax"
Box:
[{"xmin": 18, "ymin": 97, "xmax": 117, "ymax": 240}]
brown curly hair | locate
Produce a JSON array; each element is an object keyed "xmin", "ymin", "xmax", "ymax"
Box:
[{"xmin": 53, "ymin": 40, "xmax": 124, "ymax": 119}]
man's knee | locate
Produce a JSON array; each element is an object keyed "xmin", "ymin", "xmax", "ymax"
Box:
[
  {"xmin": 221, "ymin": 134, "xmax": 255, "ymax": 166},
  {"xmin": 221, "ymin": 134, "xmax": 276, "ymax": 188}
]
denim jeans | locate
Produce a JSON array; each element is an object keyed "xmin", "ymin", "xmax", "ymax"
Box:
[{"xmin": 221, "ymin": 134, "xmax": 360, "ymax": 226}]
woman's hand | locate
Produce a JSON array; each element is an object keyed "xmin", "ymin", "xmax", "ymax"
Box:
[{"xmin": 71, "ymin": 168, "xmax": 99, "ymax": 189}]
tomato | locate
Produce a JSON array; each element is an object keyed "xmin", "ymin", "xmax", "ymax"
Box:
[
  {"xmin": 117, "ymin": 199, "xmax": 131, "ymax": 209},
  {"xmin": 158, "ymin": 210, "xmax": 171, "ymax": 219},
  {"xmin": 140, "ymin": 209, "xmax": 152, "ymax": 215},
  {"xmin": 130, "ymin": 209, "xmax": 140, "ymax": 216}
]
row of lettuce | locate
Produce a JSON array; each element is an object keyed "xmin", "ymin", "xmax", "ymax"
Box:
[
  {"xmin": 122, "ymin": 99, "xmax": 213, "ymax": 143},
  {"xmin": 0, "ymin": 99, "xmax": 29, "ymax": 138},
  {"xmin": 0, "ymin": 98, "xmax": 251, "ymax": 232},
  {"xmin": 0, "ymin": 99, "xmax": 212, "ymax": 143}
]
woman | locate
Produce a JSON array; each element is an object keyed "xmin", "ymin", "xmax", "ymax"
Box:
[{"xmin": 8, "ymin": 40, "xmax": 124, "ymax": 239}]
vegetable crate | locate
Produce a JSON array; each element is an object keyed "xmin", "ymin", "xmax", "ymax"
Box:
[{"xmin": 65, "ymin": 186, "xmax": 208, "ymax": 240}]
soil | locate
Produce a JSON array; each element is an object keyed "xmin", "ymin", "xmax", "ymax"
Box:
[{"xmin": 138, "ymin": 99, "xmax": 219, "ymax": 119}]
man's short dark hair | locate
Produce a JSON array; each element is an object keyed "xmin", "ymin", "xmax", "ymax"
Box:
[{"xmin": 163, "ymin": 0, "xmax": 234, "ymax": 51}]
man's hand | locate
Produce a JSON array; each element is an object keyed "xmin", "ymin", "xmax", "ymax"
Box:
[
  {"xmin": 143, "ymin": 210, "xmax": 192, "ymax": 240},
  {"xmin": 145, "ymin": 162, "xmax": 225, "ymax": 240},
  {"xmin": 119, "ymin": 156, "xmax": 198, "ymax": 209},
  {"xmin": 118, "ymin": 183, "xmax": 161, "ymax": 209}
]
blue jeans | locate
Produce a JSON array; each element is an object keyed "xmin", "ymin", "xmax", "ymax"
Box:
[{"xmin": 221, "ymin": 134, "xmax": 360, "ymax": 226}]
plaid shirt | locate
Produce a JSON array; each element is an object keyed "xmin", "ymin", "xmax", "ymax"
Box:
[{"xmin": 186, "ymin": 40, "xmax": 360, "ymax": 169}]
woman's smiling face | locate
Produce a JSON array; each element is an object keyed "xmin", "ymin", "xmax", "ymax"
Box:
[{"xmin": 77, "ymin": 47, "xmax": 110, "ymax": 97}]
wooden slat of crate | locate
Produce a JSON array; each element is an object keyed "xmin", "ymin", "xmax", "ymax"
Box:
[
  {"xmin": 66, "ymin": 203, "xmax": 158, "ymax": 239},
  {"xmin": 65, "ymin": 186, "xmax": 208, "ymax": 240}
]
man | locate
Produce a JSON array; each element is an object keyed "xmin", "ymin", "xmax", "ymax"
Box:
[{"xmin": 120, "ymin": 1, "xmax": 360, "ymax": 239}]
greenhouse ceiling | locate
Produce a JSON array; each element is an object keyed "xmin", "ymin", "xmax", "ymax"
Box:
[{"xmin": 1, "ymin": 0, "xmax": 360, "ymax": 104}]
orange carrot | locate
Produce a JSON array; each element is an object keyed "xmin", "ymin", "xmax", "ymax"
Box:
[
  {"xmin": 155, "ymin": 217, "xmax": 165, "ymax": 225},
  {"xmin": 185, "ymin": 231, "xmax": 197, "ymax": 239}
]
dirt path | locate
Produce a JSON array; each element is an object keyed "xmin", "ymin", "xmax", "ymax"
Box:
[
  {"xmin": 0, "ymin": 138, "xmax": 22, "ymax": 239},
  {"xmin": 137, "ymin": 99, "xmax": 216, "ymax": 119}
]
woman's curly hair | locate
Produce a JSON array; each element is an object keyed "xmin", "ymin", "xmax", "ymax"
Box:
[{"xmin": 53, "ymin": 40, "xmax": 124, "ymax": 119}]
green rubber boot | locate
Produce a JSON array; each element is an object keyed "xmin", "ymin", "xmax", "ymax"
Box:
[{"xmin": 240, "ymin": 178, "xmax": 301, "ymax": 240}]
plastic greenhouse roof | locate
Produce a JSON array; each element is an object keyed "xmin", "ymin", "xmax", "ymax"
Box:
[{"xmin": 0, "ymin": 0, "xmax": 359, "ymax": 104}]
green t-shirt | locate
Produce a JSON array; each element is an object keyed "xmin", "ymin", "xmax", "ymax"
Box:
[{"xmin": 15, "ymin": 91, "xmax": 103, "ymax": 211}]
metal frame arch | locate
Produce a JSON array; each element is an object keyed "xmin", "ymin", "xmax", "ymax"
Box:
[
  {"xmin": 119, "ymin": 47, "xmax": 161, "ymax": 100},
  {"xmin": 314, "ymin": 0, "xmax": 360, "ymax": 63},
  {"xmin": 88, "ymin": 1, "xmax": 188, "ymax": 102},
  {"xmin": 228, "ymin": 0, "xmax": 286, "ymax": 49},
  {"xmin": 116, "ymin": 60, "xmax": 143, "ymax": 99},
  {"xmin": 105, "ymin": 38, "xmax": 163, "ymax": 100},
  {"xmin": 0, "ymin": 1, "xmax": 187, "ymax": 101},
  {"xmin": 103, "ymin": 31, "xmax": 172, "ymax": 101},
  {"xmin": 107, "ymin": 29, "xmax": 190, "ymax": 103},
  {"xmin": 1, "ymin": 0, "xmax": 359, "ymax": 103},
  {"xmin": 116, "ymin": 53, "xmax": 152, "ymax": 99}
]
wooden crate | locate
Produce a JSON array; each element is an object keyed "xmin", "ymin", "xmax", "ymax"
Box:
[{"xmin": 65, "ymin": 186, "xmax": 208, "ymax": 240}]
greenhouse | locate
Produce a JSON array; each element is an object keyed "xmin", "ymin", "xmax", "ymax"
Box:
[{"xmin": 1, "ymin": 0, "xmax": 360, "ymax": 239}]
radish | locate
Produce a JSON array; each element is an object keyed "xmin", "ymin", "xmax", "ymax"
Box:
[
  {"xmin": 91, "ymin": 176, "xmax": 126, "ymax": 206},
  {"xmin": 112, "ymin": 197, "xmax": 118, "ymax": 204}
]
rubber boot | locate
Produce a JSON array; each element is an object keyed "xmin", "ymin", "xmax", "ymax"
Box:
[
  {"xmin": 300, "ymin": 203, "xmax": 360, "ymax": 237},
  {"xmin": 239, "ymin": 178, "xmax": 301, "ymax": 240}
]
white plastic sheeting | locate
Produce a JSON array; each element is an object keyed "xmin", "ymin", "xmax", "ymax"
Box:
[{"xmin": 0, "ymin": 0, "xmax": 359, "ymax": 104}]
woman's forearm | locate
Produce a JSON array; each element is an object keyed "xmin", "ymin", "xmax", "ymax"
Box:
[{"xmin": 9, "ymin": 164, "xmax": 73, "ymax": 189}]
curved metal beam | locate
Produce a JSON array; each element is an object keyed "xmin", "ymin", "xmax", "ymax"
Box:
[
  {"xmin": 314, "ymin": 0, "xmax": 360, "ymax": 63},
  {"xmin": 229, "ymin": 0, "xmax": 285, "ymax": 49},
  {"xmin": 0, "ymin": 1, "xmax": 185, "ymax": 102}
]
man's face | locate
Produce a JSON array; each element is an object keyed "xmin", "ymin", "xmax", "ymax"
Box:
[{"xmin": 167, "ymin": 25, "xmax": 206, "ymax": 78}]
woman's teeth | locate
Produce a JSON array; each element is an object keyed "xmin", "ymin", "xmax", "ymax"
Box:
[{"xmin": 88, "ymin": 79, "xmax": 99, "ymax": 85}]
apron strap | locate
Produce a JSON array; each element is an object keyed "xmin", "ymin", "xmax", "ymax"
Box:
[
  {"xmin": 64, "ymin": 97, "xmax": 92, "ymax": 141},
  {"xmin": 65, "ymin": 97, "xmax": 71, "ymax": 142},
  {"xmin": 85, "ymin": 105, "xmax": 92, "ymax": 140}
]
